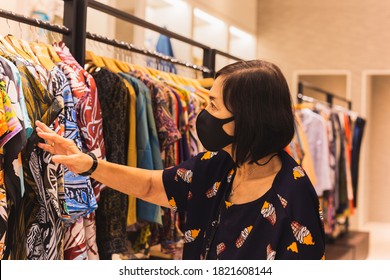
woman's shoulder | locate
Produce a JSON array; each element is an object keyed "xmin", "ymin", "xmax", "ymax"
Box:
[{"xmin": 273, "ymin": 151, "xmax": 319, "ymax": 204}]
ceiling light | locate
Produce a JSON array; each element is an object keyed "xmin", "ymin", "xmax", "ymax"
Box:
[
  {"xmin": 229, "ymin": 26, "xmax": 252, "ymax": 40},
  {"xmin": 162, "ymin": 0, "xmax": 186, "ymax": 7},
  {"xmin": 194, "ymin": 8, "xmax": 224, "ymax": 26}
]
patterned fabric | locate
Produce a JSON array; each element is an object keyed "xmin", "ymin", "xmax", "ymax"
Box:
[
  {"xmin": 55, "ymin": 42, "xmax": 106, "ymax": 198},
  {"xmin": 55, "ymin": 44, "xmax": 106, "ymax": 260},
  {"xmin": 0, "ymin": 81, "xmax": 23, "ymax": 146},
  {"xmin": 0, "ymin": 56, "xmax": 31, "ymax": 136},
  {"xmin": 130, "ymin": 70, "xmax": 181, "ymax": 152},
  {"xmin": 0, "ymin": 82, "xmax": 23, "ymax": 260},
  {"xmin": 184, "ymin": 86, "xmax": 202, "ymax": 157},
  {"xmin": 0, "ymin": 149, "xmax": 5, "ymax": 259},
  {"xmin": 91, "ymin": 68, "xmax": 129, "ymax": 259},
  {"xmin": 49, "ymin": 67, "xmax": 97, "ymax": 222},
  {"xmin": 163, "ymin": 150, "xmax": 325, "ymax": 259},
  {"xmin": 0, "ymin": 58, "xmax": 27, "ymax": 208},
  {"xmin": 5, "ymin": 58, "xmax": 64, "ymax": 260},
  {"xmin": 0, "ymin": 56, "xmax": 30, "ymax": 208}
]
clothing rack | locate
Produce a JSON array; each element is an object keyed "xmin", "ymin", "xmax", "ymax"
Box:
[
  {"xmin": 62, "ymin": 0, "xmax": 242, "ymax": 78},
  {"xmin": 0, "ymin": 1, "xmax": 242, "ymax": 77},
  {"xmin": 86, "ymin": 32, "xmax": 212, "ymax": 74},
  {"xmin": 298, "ymin": 81, "xmax": 352, "ymax": 110},
  {"xmin": 0, "ymin": 8, "xmax": 71, "ymax": 35}
]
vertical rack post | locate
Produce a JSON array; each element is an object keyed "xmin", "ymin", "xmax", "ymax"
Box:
[
  {"xmin": 63, "ymin": 0, "xmax": 88, "ymax": 65},
  {"xmin": 297, "ymin": 81, "xmax": 304, "ymax": 103},
  {"xmin": 202, "ymin": 48, "xmax": 216, "ymax": 78},
  {"xmin": 326, "ymin": 94, "xmax": 334, "ymax": 107}
]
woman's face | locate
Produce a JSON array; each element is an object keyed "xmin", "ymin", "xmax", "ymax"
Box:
[{"xmin": 205, "ymin": 77, "xmax": 235, "ymax": 137}]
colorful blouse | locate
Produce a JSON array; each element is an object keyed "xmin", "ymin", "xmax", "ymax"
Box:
[{"xmin": 163, "ymin": 150, "xmax": 325, "ymax": 260}]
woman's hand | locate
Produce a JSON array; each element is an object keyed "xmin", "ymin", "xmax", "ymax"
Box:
[{"xmin": 36, "ymin": 120, "xmax": 93, "ymax": 175}]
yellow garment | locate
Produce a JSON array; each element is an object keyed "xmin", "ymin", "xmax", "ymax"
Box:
[
  {"xmin": 124, "ymin": 80, "xmax": 137, "ymax": 227},
  {"xmin": 30, "ymin": 42, "xmax": 56, "ymax": 71},
  {"xmin": 197, "ymin": 77, "xmax": 214, "ymax": 88}
]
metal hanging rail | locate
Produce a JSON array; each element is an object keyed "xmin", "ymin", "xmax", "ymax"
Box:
[
  {"xmin": 61, "ymin": 0, "xmax": 243, "ymax": 76},
  {"xmin": 215, "ymin": 49, "xmax": 242, "ymax": 61},
  {"xmin": 86, "ymin": 32, "xmax": 212, "ymax": 73},
  {"xmin": 88, "ymin": 0, "xmax": 210, "ymax": 51},
  {"xmin": 298, "ymin": 81, "xmax": 352, "ymax": 110},
  {"xmin": 0, "ymin": 8, "xmax": 71, "ymax": 35}
]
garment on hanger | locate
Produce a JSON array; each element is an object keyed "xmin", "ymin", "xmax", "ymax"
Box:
[
  {"xmin": 351, "ymin": 117, "xmax": 366, "ymax": 207},
  {"xmin": 295, "ymin": 107, "xmax": 331, "ymax": 195},
  {"xmin": 91, "ymin": 68, "xmax": 130, "ymax": 260},
  {"xmin": 294, "ymin": 98, "xmax": 365, "ymax": 240},
  {"xmin": 0, "ymin": 80, "xmax": 24, "ymax": 260}
]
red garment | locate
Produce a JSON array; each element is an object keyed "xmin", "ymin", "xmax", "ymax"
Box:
[
  {"xmin": 55, "ymin": 42, "xmax": 106, "ymax": 199},
  {"xmin": 55, "ymin": 43, "xmax": 106, "ymax": 260}
]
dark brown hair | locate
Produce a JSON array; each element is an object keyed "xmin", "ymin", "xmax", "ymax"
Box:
[{"xmin": 215, "ymin": 60, "xmax": 295, "ymax": 166}]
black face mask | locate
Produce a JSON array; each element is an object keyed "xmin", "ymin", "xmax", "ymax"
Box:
[{"xmin": 196, "ymin": 109, "xmax": 234, "ymax": 151}]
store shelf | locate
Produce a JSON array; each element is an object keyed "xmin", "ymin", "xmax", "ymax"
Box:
[{"xmin": 325, "ymin": 231, "xmax": 369, "ymax": 260}]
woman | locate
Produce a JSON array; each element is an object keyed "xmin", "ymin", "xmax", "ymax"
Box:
[{"xmin": 36, "ymin": 60, "xmax": 325, "ymax": 260}]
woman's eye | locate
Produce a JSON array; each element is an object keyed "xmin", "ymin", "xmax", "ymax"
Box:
[{"xmin": 211, "ymin": 103, "xmax": 217, "ymax": 110}]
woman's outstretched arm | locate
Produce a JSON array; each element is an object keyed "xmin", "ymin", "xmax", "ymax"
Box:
[{"xmin": 35, "ymin": 120, "xmax": 169, "ymax": 208}]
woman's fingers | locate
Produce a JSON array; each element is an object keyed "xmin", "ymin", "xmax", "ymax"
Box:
[
  {"xmin": 35, "ymin": 120, "xmax": 82, "ymax": 156},
  {"xmin": 37, "ymin": 131, "xmax": 56, "ymax": 141},
  {"xmin": 52, "ymin": 154, "xmax": 75, "ymax": 165},
  {"xmin": 36, "ymin": 120, "xmax": 54, "ymax": 133},
  {"xmin": 37, "ymin": 142, "xmax": 56, "ymax": 154}
]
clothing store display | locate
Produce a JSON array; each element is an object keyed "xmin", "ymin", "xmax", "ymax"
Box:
[
  {"xmin": 294, "ymin": 100, "xmax": 365, "ymax": 239},
  {"xmin": 0, "ymin": 0, "xmax": 370, "ymax": 260},
  {"xmin": 0, "ymin": 22, "xmax": 216, "ymax": 260}
]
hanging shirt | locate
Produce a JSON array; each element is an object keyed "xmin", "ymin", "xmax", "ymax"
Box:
[
  {"xmin": 0, "ymin": 148, "xmax": 5, "ymax": 260},
  {"xmin": 54, "ymin": 50, "xmax": 102, "ymax": 261},
  {"xmin": 0, "ymin": 56, "xmax": 31, "ymax": 136},
  {"xmin": 297, "ymin": 108, "xmax": 331, "ymax": 196},
  {"xmin": 163, "ymin": 150, "xmax": 325, "ymax": 260},
  {"xmin": 119, "ymin": 72, "xmax": 163, "ymax": 225},
  {"xmin": 130, "ymin": 70, "xmax": 181, "ymax": 152},
  {"xmin": 1, "ymin": 43, "xmax": 72, "ymax": 260},
  {"xmin": 91, "ymin": 68, "xmax": 130, "ymax": 260},
  {"xmin": 0, "ymin": 55, "xmax": 64, "ymax": 260},
  {"xmin": 0, "ymin": 82, "xmax": 23, "ymax": 260},
  {"xmin": 55, "ymin": 42, "xmax": 106, "ymax": 199},
  {"xmin": 184, "ymin": 86, "xmax": 202, "ymax": 157},
  {"xmin": 0, "ymin": 57, "xmax": 28, "ymax": 204},
  {"xmin": 49, "ymin": 66, "xmax": 97, "ymax": 222}
]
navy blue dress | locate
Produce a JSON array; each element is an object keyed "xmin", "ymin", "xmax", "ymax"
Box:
[{"xmin": 162, "ymin": 150, "xmax": 325, "ymax": 260}]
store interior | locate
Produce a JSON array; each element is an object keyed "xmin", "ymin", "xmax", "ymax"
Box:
[{"xmin": 0, "ymin": 0, "xmax": 389, "ymax": 260}]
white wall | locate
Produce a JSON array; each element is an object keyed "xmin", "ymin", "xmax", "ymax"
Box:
[{"xmin": 186, "ymin": 0, "xmax": 257, "ymax": 35}]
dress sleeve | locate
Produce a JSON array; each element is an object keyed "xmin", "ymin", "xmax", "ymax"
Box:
[
  {"xmin": 284, "ymin": 175, "xmax": 326, "ymax": 259},
  {"xmin": 278, "ymin": 162, "xmax": 325, "ymax": 260},
  {"xmin": 162, "ymin": 154, "xmax": 199, "ymax": 213}
]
